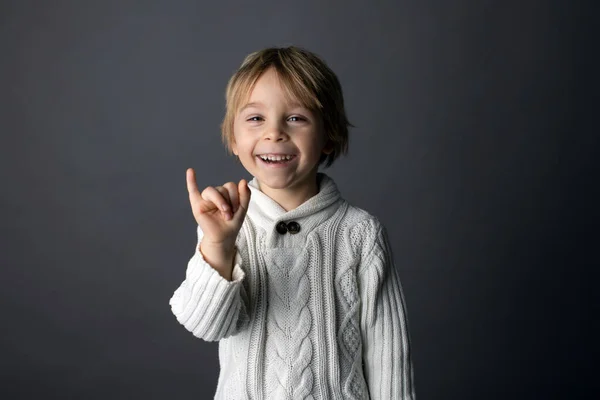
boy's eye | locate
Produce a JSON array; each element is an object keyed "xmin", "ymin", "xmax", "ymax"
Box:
[
  {"xmin": 288, "ymin": 116, "xmax": 305, "ymax": 122},
  {"xmin": 247, "ymin": 116, "xmax": 263, "ymax": 122}
]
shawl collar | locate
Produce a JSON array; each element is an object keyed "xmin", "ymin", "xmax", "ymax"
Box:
[{"xmin": 246, "ymin": 173, "xmax": 343, "ymax": 236}]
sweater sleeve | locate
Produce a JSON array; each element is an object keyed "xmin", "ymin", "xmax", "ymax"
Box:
[
  {"xmin": 169, "ymin": 225, "xmax": 250, "ymax": 342},
  {"xmin": 358, "ymin": 220, "xmax": 416, "ymax": 399}
]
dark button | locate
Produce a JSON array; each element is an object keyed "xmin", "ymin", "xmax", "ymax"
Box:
[
  {"xmin": 287, "ymin": 221, "xmax": 301, "ymax": 234},
  {"xmin": 276, "ymin": 221, "xmax": 288, "ymax": 234}
]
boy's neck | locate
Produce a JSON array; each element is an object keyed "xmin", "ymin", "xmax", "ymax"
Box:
[{"xmin": 257, "ymin": 173, "xmax": 321, "ymax": 212}]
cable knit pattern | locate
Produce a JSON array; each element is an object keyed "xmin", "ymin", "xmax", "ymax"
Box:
[
  {"xmin": 169, "ymin": 173, "xmax": 416, "ymax": 400},
  {"xmin": 264, "ymin": 247, "xmax": 314, "ymax": 400},
  {"xmin": 338, "ymin": 267, "xmax": 363, "ymax": 400}
]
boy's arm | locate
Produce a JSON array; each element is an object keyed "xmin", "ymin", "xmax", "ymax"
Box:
[
  {"xmin": 169, "ymin": 225, "xmax": 250, "ymax": 341},
  {"xmin": 358, "ymin": 220, "xmax": 416, "ymax": 400}
]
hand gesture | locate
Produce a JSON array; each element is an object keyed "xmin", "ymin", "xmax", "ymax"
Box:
[{"xmin": 186, "ymin": 168, "xmax": 251, "ymax": 249}]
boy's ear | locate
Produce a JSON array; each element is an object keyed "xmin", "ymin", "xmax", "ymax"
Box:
[
  {"xmin": 322, "ymin": 140, "xmax": 334, "ymax": 155},
  {"xmin": 231, "ymin": 139, "xmax": 238, "ymax": 156}
]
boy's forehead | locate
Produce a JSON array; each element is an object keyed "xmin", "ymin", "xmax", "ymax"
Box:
[
  {"xmin": 233, "ymin": 68, "xmax": 316, "ymax": 112},
  {"xmin": 250, "ymin": 75, "xmax": 296, "ymax": 100},
  {"xmin": 237, "ymin": 86, "xmax": 308, "ymax": 112}
]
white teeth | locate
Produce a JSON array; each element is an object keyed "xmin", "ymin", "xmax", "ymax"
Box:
[{"xmin": 259, "ymin": 154, "xmax": 293, "ymax": 161}]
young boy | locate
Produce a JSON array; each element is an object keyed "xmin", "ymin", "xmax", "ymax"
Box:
[{"xmin": 170, "ymin": 46, "xmax": 415, "ymax": 399}]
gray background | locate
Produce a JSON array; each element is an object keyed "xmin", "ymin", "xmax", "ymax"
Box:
[{"xmin": 1, "ymin": 0, "xmax": 596, "ymax": 399}]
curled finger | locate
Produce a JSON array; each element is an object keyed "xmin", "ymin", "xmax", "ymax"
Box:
[
  {"xmin": 222, "ymin": 182, "xmax": 239, "ymax": 214},
  {"xmin": 201, "ymin": 186, "xmax": 231, "ymax": 218}
]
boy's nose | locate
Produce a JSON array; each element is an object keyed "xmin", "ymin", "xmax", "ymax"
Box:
[{"xmin": 262, "ymin": 125, "xmax": 289, "ymax": 142}]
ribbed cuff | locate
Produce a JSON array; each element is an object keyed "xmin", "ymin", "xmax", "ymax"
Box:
[{"xmin": 170, "ymin": 247, "xmax": 245, "ymax": 327}]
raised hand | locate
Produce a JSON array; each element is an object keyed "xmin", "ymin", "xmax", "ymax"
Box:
[{"xmin": 186, "ymin": 168, "xmax": 251, "ymax": 280}]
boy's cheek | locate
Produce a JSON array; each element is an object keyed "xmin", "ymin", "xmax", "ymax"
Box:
[{"xmin": 230, "ymin": 136, "xmax": 240, "ymax": 155}]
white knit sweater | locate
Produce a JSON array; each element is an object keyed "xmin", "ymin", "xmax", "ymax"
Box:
[{"xmin": 169, "ymin": 173, "xmax": 415, "ymax": 400}]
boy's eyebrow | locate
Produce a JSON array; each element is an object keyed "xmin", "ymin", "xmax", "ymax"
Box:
[
  {"xmin": 239, "ymin": 101, "xmax": 309, "ymax": 113},
  {"xmin": 239, "ymin": 102, "xmax": 263, "ymax": 112}
]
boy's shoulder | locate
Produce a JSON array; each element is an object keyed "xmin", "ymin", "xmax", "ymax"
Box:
[
  {"xmin": 332, "ymin": 202, "xmax": 390, "ymax": 263},
  {"xmin": 338, "ymin": 202, "xmax": 385, "ymax": 244}
]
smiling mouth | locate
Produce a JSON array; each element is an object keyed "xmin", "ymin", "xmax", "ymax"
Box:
[{"xmin": 256, "ymin": 154, "xmax": 297, "ymax": 164}]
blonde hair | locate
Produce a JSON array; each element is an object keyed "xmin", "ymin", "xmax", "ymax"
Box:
[{"xmin": 221, "ymin": 46, "xmax": 351, "ymax": 167}]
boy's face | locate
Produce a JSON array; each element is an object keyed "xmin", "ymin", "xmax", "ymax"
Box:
[{"xmin": 232, "ymin": 68, "xmax": 331, "ymax": 194}]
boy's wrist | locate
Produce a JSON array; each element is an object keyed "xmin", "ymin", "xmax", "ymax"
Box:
[
  {"xmin": 200, "ymin": 238, "xmax": 235, "ymax": 253},
  {"xmin": 199, "ymin": 240, "xmax": 236, "ymax": 281}
]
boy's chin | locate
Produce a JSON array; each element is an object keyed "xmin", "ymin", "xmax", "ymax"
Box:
[
  {"xmin": 256, "ymin": 175, "xmax": 295, "ymax": 190},
  {"xmin": 256, "ymin": 173, "xmax": 310, "ymax": 190}
]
